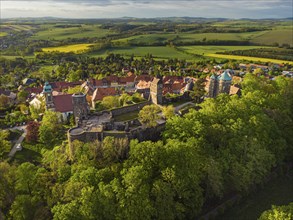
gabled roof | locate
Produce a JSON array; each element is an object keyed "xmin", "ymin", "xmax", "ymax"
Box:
[
  {"xmin": 53, "ymin": 94, "xmax": 73, "ymax": 113},
  {"xmin": 92, "ymin": 87, "xmax": 117, "ymax": 101}
]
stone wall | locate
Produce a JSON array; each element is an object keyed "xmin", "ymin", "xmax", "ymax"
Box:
[{"xmin": 110, "ymin": 101, "xmax": 152, "ymax": 117}]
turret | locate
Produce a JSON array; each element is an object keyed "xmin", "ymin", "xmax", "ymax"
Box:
[
  {"xmin": 43, "ymin": 82, "xmax": 55, "ymax": 110},
  {"xmin": 218, "ymin": 70, "xmax": 232, "ymax": 94}
]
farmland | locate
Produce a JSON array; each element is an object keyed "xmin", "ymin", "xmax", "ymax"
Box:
[
  {"xmin": 178, "ymin": 45, "xmax": 271, "ymax": 56},
  {"xmin": 89, "ymin": 46, "xmax": 198, "ymax": 60},
  {"xmin": 30, "ymin": 24, "xmax": 115, "ymax": 41},
  {"xmin": 42, "ymin": 43, "xmax": 94, "ymax": 53},
  {"xmin": 205, "ymin": 53, "xmax": 293, "ymax": 65},
  {"xmin": 0, "ymin": 18, "xmax": 292, "ymax": 63},
  {"xmin": 251, "ymin": 28, "xmax": 293, "ymax": 46},
  {"xmin": 0, "ymin": 32, "xmax": 8, "ymax": 37}
]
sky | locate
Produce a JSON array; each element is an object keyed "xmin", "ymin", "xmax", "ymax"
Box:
[{"xmin": 1, "ymin": 0, "xmax": 292, "ymax": 19}]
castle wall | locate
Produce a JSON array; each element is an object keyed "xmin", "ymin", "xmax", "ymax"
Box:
[{"xmin": 110, "ymin": 101, "xmax": 152, "ymax": 117}]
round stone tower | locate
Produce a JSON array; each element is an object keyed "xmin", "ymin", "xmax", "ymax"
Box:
[{"xmin": 72, "ymin": 93, "xmax": 89, "ymax": 123}]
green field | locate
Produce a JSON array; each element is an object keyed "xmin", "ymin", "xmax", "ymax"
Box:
[
  {"xmin": 90, "ymin": 46, "xmax": 198, "ymax": 60},
  {"xmin": 0, "ymin": 24, "xmax": 36, "ymax": 32},
  {"xmin": 179, "ymin": 45, "xmax": 270, "ymax": 55},
  {"xmin": 0, "ymin": 32, "xmax": 8, "ymax": 37},
  {"xmin": 206, "ymin": 53, "xmax": 293, "ymax": 64},
  {"xmin": 217, "ymin": 176, "xmax": 293, "ymax": 220},
  {"xmin": 113, "ymin": 32, "xmax": 268, "ymax": 45},
  {"xmin": 31, "ymin": 24, "xmax": 114, "ymax": 40},
  {"xmin": 42, "ymin": 43, "xmax": 94, "ymax": 53},
  {"xmin": 251, "ymin": 29, "xmax": 293, "ymax": 46},
  {"xmin": 179, "ymin": 45, "xmax": 293, "ymax": 64}
]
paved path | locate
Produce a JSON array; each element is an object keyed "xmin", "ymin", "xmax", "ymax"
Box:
[
  {"xmin": 174, "ymin": 102, "xmax": 196, "ymax": 112},
  {"xmin": 8, "ymin": 126, "xmax": 27, "ymax": 157}
]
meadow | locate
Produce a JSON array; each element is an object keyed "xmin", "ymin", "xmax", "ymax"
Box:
[
  {"xmin": 30, "ymin": 24, "xmax": 114, "ymax": 40},
  {"xmin": 205, "ymin": 53, "xmax": 293, "ymax": 64},
  {"xmin": 89, "ymin": 46, "xmax": 198, "ymax": 60},
  {"xmin": 0, "ymin": 32, "xmax": 8, "ymax": 37},
  {"xmin": 42, "ymin": 43, "xmax": 94, "ymax": 53},
  {"xmin": 251, "ymin": 28, "xmax": 293, "ymax": 46}
]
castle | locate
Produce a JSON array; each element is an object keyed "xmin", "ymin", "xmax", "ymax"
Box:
[{"xmin": 207, "ymin": 69, "xmax": 233, "ymax": 98}]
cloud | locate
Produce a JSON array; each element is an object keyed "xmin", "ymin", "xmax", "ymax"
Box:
[{"xmin": 1, "ymin": 0, "xmax": 292, "ymax": 18}]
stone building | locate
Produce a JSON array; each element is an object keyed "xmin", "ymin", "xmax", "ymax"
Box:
[
  {"xmin": 150, "ymin": 76, "xmax": 163, "ymax": 105},
  {"xmin": 72, "ymin": 93, "xmax": 90, "ymax": 124},
  {"xmin": 208, "ymin": 70, "xmax": 232, "ymax": 98}
]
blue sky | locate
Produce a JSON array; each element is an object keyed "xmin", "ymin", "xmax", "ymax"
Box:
[{"xmin": 1, "ymin": 0, "xmax": 292, "ymax": 19}]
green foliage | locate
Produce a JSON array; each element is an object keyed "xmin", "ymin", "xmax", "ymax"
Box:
[
  {"xmin": 258, "ymin": 203, "xmax": 293, "ymax": 220},
  {"xmin": 138, "ymin": 104, "xmax": 161, "ymax": 127},
  {"xmin": 162, "ymin": 105, "xmax": 175, "ymax": 119},
  {"xmin": 0, "ymin": 130, "xmax": 11, "ymax": 159},
  {"xmin": 39, "ymin": 111, "xmax": 63, "ymax": 147}
]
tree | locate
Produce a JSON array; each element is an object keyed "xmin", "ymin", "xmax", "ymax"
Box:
[
  {"xmin": 17, "ymin": 90, "xmax": 29, "ymax": 103},
  {"xmin": 162, "ymin": 105, "xmax": 175, "ymax": 119},
  {"xmin": 258, "ymin": 203, "xmax": 293, "ymax": 220},
  {"xmin": 39, "ymin": 111, "xmax": 62, "ymax": 147},
  {"xmin": 26, "ymin": 121, "xmax": 40, "ymax": 143},
  {"xmin": 0, "ymin": 94, "xmax": 10, "ymax": 109},
  {"xmin": 0, "ymin": 162, "xmax": 16, "ymax": 216},
  {"xmin": 0, "ymin": 130, "xmax": 11, "ymax": 159},
  {"xmin": 101, "ymin": 96, "xmax": 119, "ymax": 109},
  {"xmin": 190, "ymin": 78, "xmax": 205, "ymax": 103},
  {"xmin": 138, "ymin": 105, "xmax": 160, "ymax": 128}
]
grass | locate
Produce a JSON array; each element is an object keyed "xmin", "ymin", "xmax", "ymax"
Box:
[
  {"xmin": 179, "ymin": 45, "xmax": 270, "ymax": 56},
  {"xmin": 113, "ymin": 32, "xmax": 268, "ymax": 45},
  {"xmin": 0, "ymin": 32, "xmax": 8, "ymax": 37},
  {"xmin": 0, "ymin": 55, "xmax": 35, "ymax": 60},
  {"xmin": 251, "ymin": 29, "xmax": 293, "ymax": 46},
  {"xmin": 90, "ymin": 46, "xmax": 198, "ymax": 60},
  {"xmin": 12, "ymin": 141, "xmax": 42, "ymax": 164},
  {"xmin": 1, "ymin": 24, "xmax": 36, "ymax": 32},
  {"xmin": 217, "ymin": 175, "xmax": 293, "ymax": 220},
  {"xmin": 206, "ymin": 53, "xmax": 293, "ymax": 64},
  {"xmin": 42, "ymin": 43, "xmax": 94, "ymax": 53},
  {"xmin": 31, "ymin": 24, "xmax": 114, "ymax": 40},
  {"xmin": 114, "ymin": 110, "xmax": 139, "ymax": 122}
]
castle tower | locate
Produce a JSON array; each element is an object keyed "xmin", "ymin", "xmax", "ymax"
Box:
[
  {"xmin": 208, "ymin": 74, "xmax": 218, "ymax": 98},
  {"xmin": 72, "ymin": 93, "xmax": 89, "ymax": 123},
  {"xmin": 43, "ymin": 82, "xmax": 55, "ymax": 110},
  {"xmin": 150, "ymin": 76, "xmax": 163, "ymax": 105},
  {"xmin": 218, "ymin": 70, "xmax": 232, "ymax": 94}
]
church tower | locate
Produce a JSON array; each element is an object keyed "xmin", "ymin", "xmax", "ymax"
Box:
[
  {"xmin": 218, "ymin": 70, "xmax": 232, "ymax": 94},
  {"xmin": 208, "ymin": 74, "xmax": 218, "ymax": 98},
  {"xmin": 43, "ymin": 82, "xmax": 55, "ymax": 110},
  {"xmin": 150, "ymin": 76, "xmax": 163, "ymax": 105},
  {"xmin": 72, "ymin": 93, "xmax": 89, "ymax": 123}
]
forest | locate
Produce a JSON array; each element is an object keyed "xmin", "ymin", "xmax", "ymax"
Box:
[{"xmin": 1, "ymin": 73, "xmax": 292, "ymax": 219}]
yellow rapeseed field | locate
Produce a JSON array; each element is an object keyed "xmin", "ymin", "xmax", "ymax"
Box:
[
  {"xmin": 207, "ymin": 53, "xmax": 293, "ymax": 65},
  {"xmin": 42, "ymin": 44, "xmax": 94, "ymax": 53}
]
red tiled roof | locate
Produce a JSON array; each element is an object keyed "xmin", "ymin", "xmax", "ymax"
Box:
[
  {"xmin": 92, "ymin": 87, "xmax": 117, "ymax": 101},
  {"xmin": 50, "ymin": 81, "xmax": 82, "ymax": 91},
  {"xmin": 53, "ymin": 94, "xmax": 73, "ymax": 113},
  {"xmin": 135, "ymin": 75, "xmax": 153, "ymax": 82},
  {"xmin": 25, "ymin": 87, "xmax": 43, "ymax": 94},
  {"xmin": 136, "ymin": 80, "xmax": 151, "ymax": 89},
  {"xmin": 229, "ymin": 85, "xmax": 241, "ymax": 95}
]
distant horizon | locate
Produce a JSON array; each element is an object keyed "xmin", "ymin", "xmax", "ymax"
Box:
[
  {"xmin": 1, "ymin": 0, "xmax": 292, "ymax": 19},
  {"xmin": 1, "ymin": 16, "xmax": 293, "ymax": 20}
]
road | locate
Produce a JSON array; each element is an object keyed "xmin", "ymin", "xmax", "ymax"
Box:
[
  {"xmin": 8, "ymin": 125, "xmax": 27, "ymax": 157},
  {"xmin": 174, "ymin": 102, "xmax": 196, "ymax": 112}
]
